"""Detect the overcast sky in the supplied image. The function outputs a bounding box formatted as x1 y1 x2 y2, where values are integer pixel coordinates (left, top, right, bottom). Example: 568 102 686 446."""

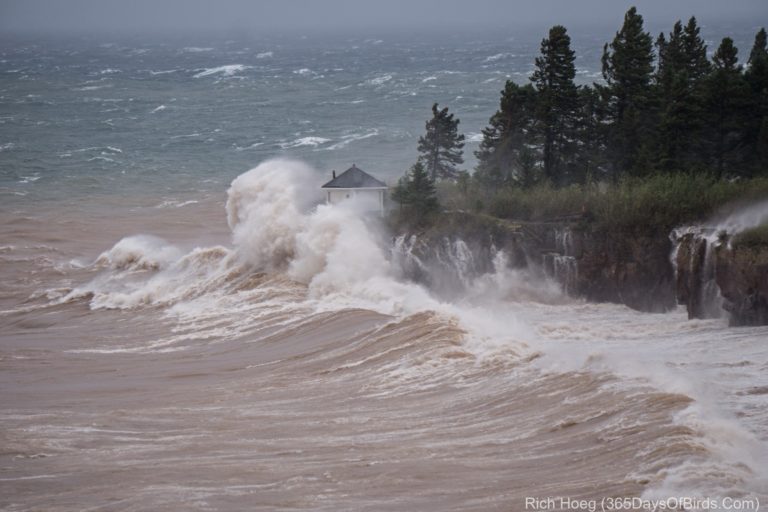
1 0 766 35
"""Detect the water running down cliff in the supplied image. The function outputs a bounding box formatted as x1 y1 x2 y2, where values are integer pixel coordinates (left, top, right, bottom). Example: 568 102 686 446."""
671 200 768 323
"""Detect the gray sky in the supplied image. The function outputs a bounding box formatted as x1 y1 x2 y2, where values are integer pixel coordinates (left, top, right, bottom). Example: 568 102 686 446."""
1 0 766 34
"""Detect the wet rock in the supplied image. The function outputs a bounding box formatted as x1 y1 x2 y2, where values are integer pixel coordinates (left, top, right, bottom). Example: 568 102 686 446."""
715 243 768 326
673 231 723 319
395 213 677 313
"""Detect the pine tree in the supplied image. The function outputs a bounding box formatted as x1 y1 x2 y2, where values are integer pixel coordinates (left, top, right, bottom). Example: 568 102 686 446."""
474 81 538 188
417 103 465 181
703 38 750 177
391 161 439 220
530 25 579 185
600 7 655 178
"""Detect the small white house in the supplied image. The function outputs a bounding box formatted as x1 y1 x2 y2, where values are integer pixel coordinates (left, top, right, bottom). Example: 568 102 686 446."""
321 164 387 214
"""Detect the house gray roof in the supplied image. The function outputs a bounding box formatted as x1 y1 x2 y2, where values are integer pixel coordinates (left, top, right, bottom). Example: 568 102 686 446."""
321 164 387 189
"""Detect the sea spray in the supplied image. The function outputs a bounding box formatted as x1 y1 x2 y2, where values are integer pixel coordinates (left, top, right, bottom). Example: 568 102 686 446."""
669 198 768 319
226 159 317 270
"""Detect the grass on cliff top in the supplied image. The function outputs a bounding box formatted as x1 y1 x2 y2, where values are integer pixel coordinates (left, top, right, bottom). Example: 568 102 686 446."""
437 174 768 232
732 223 768 249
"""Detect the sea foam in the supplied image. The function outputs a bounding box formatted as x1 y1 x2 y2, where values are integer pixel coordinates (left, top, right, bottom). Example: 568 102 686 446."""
193 65 248 78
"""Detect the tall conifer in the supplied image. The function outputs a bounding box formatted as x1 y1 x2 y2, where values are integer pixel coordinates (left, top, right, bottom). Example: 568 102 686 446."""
600 7 655 177
530 25 578 185
417 103 465 181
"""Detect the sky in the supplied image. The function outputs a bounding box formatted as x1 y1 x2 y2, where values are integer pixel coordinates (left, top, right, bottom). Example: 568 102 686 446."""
0 0 766 35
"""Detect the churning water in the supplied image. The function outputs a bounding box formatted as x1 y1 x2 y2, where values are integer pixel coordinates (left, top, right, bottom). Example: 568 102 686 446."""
1 31 767 510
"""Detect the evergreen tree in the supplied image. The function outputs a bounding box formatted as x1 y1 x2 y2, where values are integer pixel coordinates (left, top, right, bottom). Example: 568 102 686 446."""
682 17 711 82
391 161 439 220
573 86 609 183
417 103 465 181
530 25 579 185
746 28 768 175
474 81 538 188
703 38 750 177
749 28 767 65
600 6 655 178
656 17 710 172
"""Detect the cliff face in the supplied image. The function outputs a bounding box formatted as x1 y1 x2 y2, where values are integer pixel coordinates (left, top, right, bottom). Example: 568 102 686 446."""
394 213 676 313
715 244 768 326
573 228 677 312
395 213 768 324
672 230 724 319
671 228 768 326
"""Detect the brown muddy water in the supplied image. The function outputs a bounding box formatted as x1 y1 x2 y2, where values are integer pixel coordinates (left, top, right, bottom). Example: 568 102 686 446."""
1 161 767 511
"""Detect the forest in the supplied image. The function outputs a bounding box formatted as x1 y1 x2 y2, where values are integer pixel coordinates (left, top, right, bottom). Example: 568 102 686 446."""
393 7 768 231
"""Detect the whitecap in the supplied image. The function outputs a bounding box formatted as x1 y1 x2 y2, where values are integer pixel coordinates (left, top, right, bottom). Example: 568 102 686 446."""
193 65 248 78
149 69 181 75
151 105 167 113
256 51 273 59
324 129 379 151
183 47 213 53
421 76 437 83
278 137 331 149
73 85 112 91
484 52 516 63
293 68 315 76
234 142 264 151
362 74 393 86
155 199 200 209
0 142 15 152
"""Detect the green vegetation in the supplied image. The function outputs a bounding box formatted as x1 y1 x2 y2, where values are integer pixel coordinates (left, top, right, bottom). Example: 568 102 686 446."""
417 103 465 181
391 8 768 233
391 161 439 225
732 224 768 249
471 10 768 185
437 174 768 232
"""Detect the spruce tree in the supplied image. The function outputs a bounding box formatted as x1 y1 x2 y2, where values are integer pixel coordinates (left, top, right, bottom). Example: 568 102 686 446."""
530 25 579 185
600 7 655 178
573 86 609 183
391 161 439 220
682 17 711 82
746 28 768 175
656 17 710 172
417 103 465 181
749 28 767 66
474 81 538 188
703 38 750 177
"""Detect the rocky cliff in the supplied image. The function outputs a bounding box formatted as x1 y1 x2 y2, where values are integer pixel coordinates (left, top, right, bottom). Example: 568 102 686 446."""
672 226 768 326
715 241 768 326
394 211 768 325
393 212 676 313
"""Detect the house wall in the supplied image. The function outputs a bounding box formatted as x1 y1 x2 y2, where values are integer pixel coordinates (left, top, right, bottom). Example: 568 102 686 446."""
325 188 386 214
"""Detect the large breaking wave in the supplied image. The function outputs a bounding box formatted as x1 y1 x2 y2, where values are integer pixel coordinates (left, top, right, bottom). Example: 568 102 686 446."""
50 159 768 503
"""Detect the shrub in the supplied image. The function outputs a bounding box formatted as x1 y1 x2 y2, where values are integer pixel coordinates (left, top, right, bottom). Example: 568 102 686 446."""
732 224 768 249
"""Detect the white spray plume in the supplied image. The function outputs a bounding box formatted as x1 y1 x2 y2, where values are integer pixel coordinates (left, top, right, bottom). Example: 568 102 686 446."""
226 159 317 270
714 198 768 235
72 159 536 359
